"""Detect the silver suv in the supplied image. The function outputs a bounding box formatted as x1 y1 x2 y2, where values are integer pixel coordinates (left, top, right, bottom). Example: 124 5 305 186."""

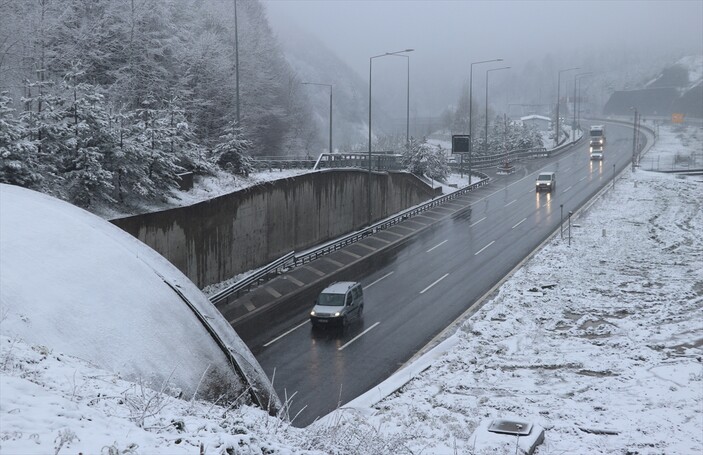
310 281 364 328
535 172 556 192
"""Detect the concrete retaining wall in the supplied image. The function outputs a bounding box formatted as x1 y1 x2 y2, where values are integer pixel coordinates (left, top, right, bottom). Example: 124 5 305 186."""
111 169 433 288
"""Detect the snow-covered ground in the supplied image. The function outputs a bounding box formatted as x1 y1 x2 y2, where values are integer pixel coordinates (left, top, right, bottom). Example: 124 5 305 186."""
97 168 313 219
1 123 701 454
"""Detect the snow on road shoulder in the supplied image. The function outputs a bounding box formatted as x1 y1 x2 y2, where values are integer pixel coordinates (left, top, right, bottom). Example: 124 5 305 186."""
321 135 703 453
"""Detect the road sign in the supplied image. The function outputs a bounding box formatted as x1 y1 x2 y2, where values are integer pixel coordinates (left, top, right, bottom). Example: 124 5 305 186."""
452 135 470 154
672 113 684 123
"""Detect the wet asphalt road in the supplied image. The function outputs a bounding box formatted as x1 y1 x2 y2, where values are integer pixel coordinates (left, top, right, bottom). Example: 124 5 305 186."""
252 124 636 427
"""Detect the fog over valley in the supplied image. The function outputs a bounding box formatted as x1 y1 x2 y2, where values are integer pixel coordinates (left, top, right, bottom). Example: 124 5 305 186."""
265 0 703 121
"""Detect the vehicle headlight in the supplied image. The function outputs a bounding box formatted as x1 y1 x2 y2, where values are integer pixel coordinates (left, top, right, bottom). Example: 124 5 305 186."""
310 310 316 316
334 312 341 317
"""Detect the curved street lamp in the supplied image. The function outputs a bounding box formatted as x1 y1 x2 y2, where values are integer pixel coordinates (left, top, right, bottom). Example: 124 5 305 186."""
368 48 414 225
485 66 510 154
468 58 502 183
571 71 593 136
386 53 412 152
302 82 333 154
575 72 593 130
555 67 580 146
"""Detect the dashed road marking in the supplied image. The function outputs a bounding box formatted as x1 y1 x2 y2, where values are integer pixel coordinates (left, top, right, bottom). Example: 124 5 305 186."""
356 242 377 252
470 216 487 227
263 320 309 347
325 257 344 267
305 265 325 277
512 218 527 229
265 286 282 298
338 322 381 351
420 273 449 294
364 272 394 289
340 250 361 259
286 275 304 287
427 240 448 252
475 240 495 256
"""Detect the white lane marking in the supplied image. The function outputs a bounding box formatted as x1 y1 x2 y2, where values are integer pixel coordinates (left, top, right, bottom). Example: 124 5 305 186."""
512 218 527 229
364 272 394 289
340 249 361 259
305 265 325 277
475 240 495 256
420 273 449 294
504 199 517 207
563 185 573 193
470 216 487 227
338 322 380 351
286 275 304 287
263 320 309 347
579 176 586 183
356 242 377 251
324 257 344 267
564 167 571 172
427 240 448 252
265 286 282 298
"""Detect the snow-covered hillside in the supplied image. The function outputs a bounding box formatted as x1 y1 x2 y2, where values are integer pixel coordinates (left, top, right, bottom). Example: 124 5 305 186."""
1 123 701 454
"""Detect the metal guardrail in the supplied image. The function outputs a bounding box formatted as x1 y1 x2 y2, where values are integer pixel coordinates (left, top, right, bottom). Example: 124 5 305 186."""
292 171 490 267
211 136 586 304
208 172 490 305
210 251 295 305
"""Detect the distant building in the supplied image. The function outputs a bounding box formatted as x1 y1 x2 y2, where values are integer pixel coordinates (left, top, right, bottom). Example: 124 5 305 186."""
520 114 551 131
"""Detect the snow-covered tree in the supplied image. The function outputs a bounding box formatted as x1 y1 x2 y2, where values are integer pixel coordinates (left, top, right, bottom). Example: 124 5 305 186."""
212 121 253 176
402 137 449 181
19 80 72 197
110 110 150 203
134 97 183 201
0 92 41 187
62 83 115 207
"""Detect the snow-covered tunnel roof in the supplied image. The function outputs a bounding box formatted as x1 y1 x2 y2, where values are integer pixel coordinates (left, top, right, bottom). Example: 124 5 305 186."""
0 183 279 413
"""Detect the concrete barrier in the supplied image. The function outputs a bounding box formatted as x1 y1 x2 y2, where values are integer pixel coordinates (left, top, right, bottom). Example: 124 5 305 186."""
111 169 434 288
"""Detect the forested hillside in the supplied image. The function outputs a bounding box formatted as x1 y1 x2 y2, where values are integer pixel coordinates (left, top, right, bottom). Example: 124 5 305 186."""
0 0 316 209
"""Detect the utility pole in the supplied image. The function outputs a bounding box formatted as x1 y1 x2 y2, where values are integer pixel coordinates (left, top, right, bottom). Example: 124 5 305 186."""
234 0 240 124
631 108 638 171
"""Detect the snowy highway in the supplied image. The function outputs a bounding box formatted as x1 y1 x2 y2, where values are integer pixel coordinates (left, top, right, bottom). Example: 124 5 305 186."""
251 123 640 426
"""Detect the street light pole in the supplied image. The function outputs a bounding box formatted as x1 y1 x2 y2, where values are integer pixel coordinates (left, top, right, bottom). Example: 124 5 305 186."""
387 53 412 151
302 82 333 154
555 67 579 147
631 107 638 171
485 66 510 155
575 72 592 131
233 0 240 124
368 48 414 225
469 58 502 184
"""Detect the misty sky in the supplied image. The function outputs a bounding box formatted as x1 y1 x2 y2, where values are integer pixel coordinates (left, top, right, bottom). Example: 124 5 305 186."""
264 1 701 73
263 0 702 115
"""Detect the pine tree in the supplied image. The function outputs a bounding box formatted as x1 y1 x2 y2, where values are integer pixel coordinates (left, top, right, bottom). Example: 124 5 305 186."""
0 92 41 187
19 80 71 197
110 110 150 203
62 82 115 207
212 121 253 176
402 137 449 181
134 97 183 200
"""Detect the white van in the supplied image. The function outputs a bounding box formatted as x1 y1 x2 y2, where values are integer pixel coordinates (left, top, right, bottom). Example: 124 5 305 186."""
535 172 556 192
310 281 364 328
